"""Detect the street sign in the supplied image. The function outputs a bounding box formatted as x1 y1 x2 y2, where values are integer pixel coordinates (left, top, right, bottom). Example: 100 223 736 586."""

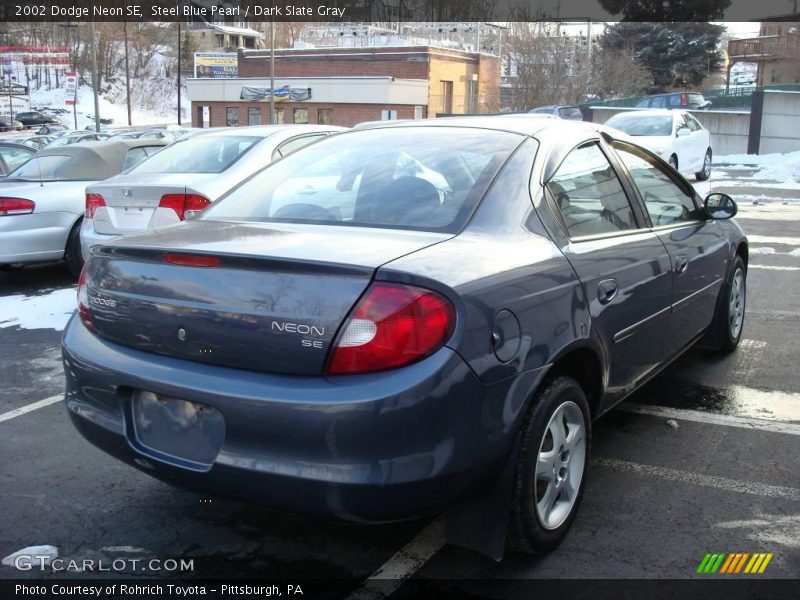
65 72 77 106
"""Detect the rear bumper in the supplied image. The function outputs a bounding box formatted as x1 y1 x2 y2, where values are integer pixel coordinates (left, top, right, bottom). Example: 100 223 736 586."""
62 316 544 522
80 219 118 261
0 212 75 264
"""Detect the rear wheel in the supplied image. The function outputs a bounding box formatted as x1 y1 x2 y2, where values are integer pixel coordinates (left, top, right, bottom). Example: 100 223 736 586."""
507 376 590 554
695 149 712 181
63 219 84 278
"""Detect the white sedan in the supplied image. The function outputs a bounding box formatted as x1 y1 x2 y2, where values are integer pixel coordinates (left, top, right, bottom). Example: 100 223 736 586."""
604 109 712 181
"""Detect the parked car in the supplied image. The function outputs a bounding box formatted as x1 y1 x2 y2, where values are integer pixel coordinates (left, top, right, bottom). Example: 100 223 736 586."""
528 105 584 120
36 123 69 136
0 143 36 175
732 73 756 86
81 124 345 259
110 129 180 142
635 92 712 110
0 117 24 132
44 132 112 149
14 111 61 127
0 139 169 275
16 135 56 151
604 109 713 180
63 117 747 558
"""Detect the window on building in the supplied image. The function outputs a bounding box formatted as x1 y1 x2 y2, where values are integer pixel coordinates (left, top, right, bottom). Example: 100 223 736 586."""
273 108 284 124
226 107 239 126
248 107 261 126
440 81 453 114
414 106 424 120
318 109 333 125
294 108 308 124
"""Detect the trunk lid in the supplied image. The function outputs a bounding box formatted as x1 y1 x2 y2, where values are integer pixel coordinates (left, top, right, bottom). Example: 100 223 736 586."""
88 173 217 234
84 220 451 375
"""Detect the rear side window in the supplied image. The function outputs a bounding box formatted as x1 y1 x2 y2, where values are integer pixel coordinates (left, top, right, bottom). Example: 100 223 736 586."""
0 146 33 171
122 146 163 171
547 143 637 238
128 135 260 174
203 127 522 233
272 134 327 160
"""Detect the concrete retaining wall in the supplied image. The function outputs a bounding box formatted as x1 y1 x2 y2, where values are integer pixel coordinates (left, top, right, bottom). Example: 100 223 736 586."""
760 91 800 154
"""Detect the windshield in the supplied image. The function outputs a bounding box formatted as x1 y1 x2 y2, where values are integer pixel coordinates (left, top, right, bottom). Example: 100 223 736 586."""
202 127 522 233
129 135 261 174
606 115 673 137
8 155 74 181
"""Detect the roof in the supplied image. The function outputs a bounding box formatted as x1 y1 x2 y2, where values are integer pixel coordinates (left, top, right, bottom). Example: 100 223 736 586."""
187 124 346 138
35 139 170 180
355 115 588 137
207 23 263 38
606 109 679 118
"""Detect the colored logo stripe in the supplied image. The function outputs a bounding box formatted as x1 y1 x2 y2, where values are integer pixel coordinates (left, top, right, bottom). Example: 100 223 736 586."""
700 552 773 574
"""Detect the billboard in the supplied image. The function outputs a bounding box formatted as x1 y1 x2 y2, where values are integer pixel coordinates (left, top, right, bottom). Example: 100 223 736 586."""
193 53 238 79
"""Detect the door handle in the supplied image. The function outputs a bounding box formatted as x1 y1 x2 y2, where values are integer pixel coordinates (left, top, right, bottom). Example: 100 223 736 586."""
675 254 689 275
597 279 618 305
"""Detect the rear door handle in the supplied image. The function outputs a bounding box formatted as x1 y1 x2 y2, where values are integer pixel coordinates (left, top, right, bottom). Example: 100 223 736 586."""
675 254 689 274
597 279 618 305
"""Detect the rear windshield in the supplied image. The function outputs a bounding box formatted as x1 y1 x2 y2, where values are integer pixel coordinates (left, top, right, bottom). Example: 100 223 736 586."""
558 107 583 119
129 135 261 174
606 115 672 137
8 155 74 181
202 127 522 233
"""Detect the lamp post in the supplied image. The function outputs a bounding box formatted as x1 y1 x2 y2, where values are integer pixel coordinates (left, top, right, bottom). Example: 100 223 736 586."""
270 17 275 123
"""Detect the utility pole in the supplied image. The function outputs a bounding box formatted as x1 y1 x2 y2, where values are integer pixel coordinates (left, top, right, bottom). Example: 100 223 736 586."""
90 20 100 132
177 21 182 125
124 14 131 126
270 17 275 123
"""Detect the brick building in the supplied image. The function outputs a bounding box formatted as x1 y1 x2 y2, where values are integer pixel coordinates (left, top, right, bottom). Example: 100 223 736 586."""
186 46 501 128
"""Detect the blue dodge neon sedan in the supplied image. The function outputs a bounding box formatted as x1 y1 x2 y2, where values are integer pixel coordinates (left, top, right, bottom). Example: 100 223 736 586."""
62 118 747 558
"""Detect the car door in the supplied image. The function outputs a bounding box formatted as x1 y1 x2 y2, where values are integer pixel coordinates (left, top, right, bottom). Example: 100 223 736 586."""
543 140 673 401
610 141 729 358
684 114 710 167
672 113 696 173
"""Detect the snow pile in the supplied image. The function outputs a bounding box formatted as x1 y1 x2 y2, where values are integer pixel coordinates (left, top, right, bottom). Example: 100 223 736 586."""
0 288 77 331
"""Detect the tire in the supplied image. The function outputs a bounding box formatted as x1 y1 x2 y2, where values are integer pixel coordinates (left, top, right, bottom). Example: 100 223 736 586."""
63 219 84 278
507 376 591 554
668 155 678 170
695 149 712 181
713 256 747 353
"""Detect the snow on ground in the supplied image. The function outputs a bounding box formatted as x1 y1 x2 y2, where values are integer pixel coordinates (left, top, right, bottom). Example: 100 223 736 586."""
0 288 77 331
713 150 800 190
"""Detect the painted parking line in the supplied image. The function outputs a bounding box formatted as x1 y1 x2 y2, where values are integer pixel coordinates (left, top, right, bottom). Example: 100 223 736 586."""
0 395 62 424
747 235 800 246
748 265 800 271
346 519 445 600
618 404 800 436
592 457 800 502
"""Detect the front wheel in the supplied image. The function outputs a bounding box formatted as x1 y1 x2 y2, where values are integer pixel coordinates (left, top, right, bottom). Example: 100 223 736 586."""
695 149 712 181
507 376 591 554
668 155 678 171
709 256 746 353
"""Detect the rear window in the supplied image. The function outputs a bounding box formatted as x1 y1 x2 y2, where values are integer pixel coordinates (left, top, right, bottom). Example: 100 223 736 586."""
8 155 74 181
558 107 583 119
128 135 260 174
202 127 522 233
606 115 673 137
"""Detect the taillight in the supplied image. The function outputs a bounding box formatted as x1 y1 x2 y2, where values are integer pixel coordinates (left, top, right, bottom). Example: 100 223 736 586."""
158 193 211 221
681 93 688 105
164 253 221 267
85 193 106 218
77 263 94 331
326 282 455 375
0 197 35 216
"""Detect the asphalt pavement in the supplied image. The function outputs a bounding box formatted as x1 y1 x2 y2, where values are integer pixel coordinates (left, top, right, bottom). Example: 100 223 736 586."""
1 167 798 594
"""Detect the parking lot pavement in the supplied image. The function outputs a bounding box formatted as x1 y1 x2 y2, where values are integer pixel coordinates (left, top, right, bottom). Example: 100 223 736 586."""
1 168 798 588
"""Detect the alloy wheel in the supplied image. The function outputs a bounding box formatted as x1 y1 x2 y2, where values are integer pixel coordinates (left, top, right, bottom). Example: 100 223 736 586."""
729 268 745 339
535 400 587 530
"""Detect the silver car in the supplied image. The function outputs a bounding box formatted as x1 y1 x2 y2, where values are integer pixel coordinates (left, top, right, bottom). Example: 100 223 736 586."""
81 125 345 260
0 139 168 275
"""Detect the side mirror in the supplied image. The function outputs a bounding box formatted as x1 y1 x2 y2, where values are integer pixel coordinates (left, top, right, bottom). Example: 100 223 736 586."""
676 128 691 138
704 193 737 220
